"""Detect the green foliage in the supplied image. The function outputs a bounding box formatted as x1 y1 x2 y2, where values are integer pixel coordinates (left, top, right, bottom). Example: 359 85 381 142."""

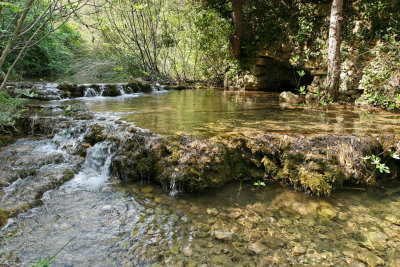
32 258 54 267
0 91 28 131
14 24 85 78
360 36 400 110
253 180 265 187
363 154 390 174
0 1 85 79
299 86 306 95
62 104 86 116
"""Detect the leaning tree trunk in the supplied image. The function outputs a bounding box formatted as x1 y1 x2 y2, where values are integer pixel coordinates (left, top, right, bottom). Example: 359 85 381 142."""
325 0 343 100
231 0 244 59
0 0 35 72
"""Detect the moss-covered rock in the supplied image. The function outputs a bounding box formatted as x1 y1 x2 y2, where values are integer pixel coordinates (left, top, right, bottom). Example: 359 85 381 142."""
111 131 391 196
103 84 121 97
127 80 152 93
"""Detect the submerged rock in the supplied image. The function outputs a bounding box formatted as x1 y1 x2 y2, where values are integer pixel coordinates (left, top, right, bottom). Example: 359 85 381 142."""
292 245 306 256
357 251 385 267
214 230 233 241
248 241 267 254
279 91 302 104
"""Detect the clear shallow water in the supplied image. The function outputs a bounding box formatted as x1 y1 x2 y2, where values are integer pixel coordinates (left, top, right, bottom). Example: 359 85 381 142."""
73 89 400 137
1 177 400 266
2 89 400 266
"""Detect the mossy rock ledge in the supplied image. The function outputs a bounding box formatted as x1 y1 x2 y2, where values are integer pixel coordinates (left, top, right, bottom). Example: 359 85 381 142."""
111 131 400 196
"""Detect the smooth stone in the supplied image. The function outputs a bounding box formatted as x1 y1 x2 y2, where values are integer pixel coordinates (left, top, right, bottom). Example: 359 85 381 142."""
248 242 266 254
214 230 233 241
385 215 400 225
182 246 193 257
318 206 338 220
362 231 388 251
141 186 154 193
293 245 306 256
357 251 384 267
207 208 219 216
210 254 231 265
169 245 180 255
264 236 286 248
279 91 301 104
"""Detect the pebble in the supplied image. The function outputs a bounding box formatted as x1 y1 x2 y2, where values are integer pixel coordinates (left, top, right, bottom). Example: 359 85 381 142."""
214 230 233 241
292 245 306 256
357 251 384 267
248 242 266 254
182 246 193 257
207 208 219 216
385 215 400 225
141 186 154 193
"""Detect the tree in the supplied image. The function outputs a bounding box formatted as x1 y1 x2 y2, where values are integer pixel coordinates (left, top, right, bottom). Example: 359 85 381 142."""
0 0 90 89
230 0 245 59
325 0 343 100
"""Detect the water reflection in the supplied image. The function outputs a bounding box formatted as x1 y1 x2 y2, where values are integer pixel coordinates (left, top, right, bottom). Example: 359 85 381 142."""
77 89 400 137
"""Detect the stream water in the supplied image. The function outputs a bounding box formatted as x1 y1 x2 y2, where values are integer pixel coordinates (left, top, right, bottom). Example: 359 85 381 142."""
1 88 400 266
80 89 400 136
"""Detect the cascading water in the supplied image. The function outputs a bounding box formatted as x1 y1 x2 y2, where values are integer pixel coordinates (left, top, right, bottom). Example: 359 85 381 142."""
84 87 99 97
66 141 114 190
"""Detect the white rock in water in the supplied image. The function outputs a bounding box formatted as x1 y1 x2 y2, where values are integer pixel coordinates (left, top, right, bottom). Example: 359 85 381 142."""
214 230 233 241
279 91 301 104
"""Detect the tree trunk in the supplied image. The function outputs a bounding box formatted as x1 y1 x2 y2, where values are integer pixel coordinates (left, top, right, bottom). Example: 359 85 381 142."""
0 0 35 71
325 0 343 100
231 0 244 59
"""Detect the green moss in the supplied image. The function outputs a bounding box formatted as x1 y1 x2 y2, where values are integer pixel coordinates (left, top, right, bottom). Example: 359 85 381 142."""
103 84 121 97
0 208 10 218
29 169 37 176
261 156 278 176
63 170 75 183
298 170 332 196
78 148 87 157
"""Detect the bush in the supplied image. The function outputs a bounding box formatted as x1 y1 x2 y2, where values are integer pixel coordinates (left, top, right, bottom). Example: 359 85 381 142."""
0 91 28 133
359 36 400 110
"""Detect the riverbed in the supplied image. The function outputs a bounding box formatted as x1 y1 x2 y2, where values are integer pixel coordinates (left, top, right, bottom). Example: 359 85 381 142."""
1 87 400 266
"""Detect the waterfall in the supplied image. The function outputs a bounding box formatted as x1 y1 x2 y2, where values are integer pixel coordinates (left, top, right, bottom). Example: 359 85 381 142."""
84 87 99 97
65 141 114 190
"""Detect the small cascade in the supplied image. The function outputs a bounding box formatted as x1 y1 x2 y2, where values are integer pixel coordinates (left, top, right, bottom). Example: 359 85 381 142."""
169 173 179 196
66 141 114 190
116 83 126 95
84 87 100 97
99 84 106 96
124 85 134 94
152 83 166 92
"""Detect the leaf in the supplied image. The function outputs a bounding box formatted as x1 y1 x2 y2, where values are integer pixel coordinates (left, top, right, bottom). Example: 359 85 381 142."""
391 152 400 160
